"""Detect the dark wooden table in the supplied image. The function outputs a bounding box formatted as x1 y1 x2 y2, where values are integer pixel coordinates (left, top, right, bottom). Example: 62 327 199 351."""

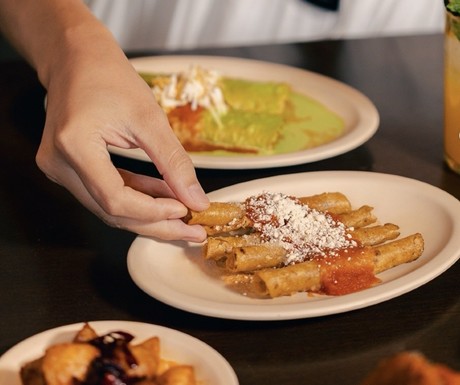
1 34 459 385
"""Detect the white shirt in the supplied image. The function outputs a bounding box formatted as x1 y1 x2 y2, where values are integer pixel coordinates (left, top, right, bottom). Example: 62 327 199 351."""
83 0 445 51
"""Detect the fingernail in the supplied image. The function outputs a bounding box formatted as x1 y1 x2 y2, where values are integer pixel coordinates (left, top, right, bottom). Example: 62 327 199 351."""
182 225 207 242
168 205 188 219
188 183 209 209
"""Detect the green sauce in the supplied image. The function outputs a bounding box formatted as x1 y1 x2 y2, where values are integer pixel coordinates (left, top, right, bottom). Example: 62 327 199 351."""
274 92 345 154
195 86 345 156
141 72 345 156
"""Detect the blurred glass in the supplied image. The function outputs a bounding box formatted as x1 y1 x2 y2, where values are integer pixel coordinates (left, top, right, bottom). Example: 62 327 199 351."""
444 1 460 174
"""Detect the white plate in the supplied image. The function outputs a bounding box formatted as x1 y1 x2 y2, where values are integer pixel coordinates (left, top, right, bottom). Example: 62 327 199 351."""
0 320 239 385
127 171 460 321
109 55 379 169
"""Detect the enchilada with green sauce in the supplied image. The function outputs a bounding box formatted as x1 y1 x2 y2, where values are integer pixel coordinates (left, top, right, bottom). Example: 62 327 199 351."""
141 68 345 156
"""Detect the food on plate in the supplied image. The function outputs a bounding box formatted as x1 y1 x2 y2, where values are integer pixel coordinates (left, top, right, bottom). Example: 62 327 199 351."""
20 323 197 385
359 351 460 385
184 191 424 298
140 66 345 155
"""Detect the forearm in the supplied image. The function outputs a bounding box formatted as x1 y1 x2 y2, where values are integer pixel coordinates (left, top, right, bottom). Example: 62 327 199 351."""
0 0 126 89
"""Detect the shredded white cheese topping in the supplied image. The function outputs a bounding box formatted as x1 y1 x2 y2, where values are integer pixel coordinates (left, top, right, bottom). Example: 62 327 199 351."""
151 65 228 122
245 191 357 264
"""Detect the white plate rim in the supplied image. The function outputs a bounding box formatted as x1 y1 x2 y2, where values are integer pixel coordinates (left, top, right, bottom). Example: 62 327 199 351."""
0 320 239 385
126 171 460 321
109 55 379 169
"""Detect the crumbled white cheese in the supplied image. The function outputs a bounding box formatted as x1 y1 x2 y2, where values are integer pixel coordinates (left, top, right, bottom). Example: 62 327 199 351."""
245 191 357 264
151 65 228 122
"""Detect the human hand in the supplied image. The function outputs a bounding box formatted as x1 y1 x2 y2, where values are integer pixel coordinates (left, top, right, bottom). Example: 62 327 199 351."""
36 51 209 242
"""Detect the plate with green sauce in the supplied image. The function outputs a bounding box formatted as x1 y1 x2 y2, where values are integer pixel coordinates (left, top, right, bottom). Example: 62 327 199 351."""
109 56 379 169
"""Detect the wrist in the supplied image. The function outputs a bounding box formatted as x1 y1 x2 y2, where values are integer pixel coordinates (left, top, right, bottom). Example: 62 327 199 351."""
40 20 126 89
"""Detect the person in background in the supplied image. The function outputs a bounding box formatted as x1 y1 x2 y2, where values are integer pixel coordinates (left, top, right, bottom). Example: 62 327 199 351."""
0 0 210 242
83 0 444 52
